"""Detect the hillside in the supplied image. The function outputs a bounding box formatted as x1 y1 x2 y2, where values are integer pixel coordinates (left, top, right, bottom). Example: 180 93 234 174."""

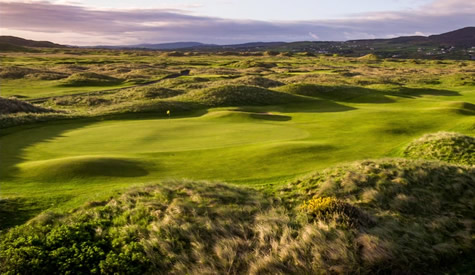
158 27 475 59
2 27 474 59
429 27 475 47
0 36 66 48
99 42 206 50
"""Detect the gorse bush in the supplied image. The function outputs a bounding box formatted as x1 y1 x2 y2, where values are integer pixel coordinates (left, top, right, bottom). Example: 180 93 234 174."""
1 215 150 274
404 132 475 165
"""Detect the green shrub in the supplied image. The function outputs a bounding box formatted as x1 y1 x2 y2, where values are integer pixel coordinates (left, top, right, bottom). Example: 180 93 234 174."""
1 221 150 274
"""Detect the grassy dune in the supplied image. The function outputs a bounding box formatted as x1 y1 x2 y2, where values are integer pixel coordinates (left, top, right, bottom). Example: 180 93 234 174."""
0 50 474 273
2 159 473 274
404 132 475 165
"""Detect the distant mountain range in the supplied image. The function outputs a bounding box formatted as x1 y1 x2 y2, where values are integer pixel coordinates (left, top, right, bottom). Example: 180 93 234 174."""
96 27 475 50
98 42 207 50
349 27 475 47
1 27 474 59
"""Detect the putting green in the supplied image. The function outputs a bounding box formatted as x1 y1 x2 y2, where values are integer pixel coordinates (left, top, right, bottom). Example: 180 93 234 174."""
20 117 308 159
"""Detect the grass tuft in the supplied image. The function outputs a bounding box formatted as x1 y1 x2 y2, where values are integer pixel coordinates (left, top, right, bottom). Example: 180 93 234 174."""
403 132 475 165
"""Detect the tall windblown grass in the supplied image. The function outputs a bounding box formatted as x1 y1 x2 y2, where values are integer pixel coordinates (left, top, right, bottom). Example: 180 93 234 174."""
403 132 475 165
2 159 474 274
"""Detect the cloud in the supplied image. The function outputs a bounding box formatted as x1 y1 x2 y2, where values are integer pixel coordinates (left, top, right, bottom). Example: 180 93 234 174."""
0 0 474 45
308 32 319 40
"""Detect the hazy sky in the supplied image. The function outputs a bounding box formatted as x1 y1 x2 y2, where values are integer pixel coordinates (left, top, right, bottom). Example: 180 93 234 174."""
0 0 473 45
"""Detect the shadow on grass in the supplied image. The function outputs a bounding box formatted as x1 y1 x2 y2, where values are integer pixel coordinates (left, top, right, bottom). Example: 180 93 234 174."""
388 87 460 98
237 100 356 114
0 195 73 231
277 84 461 104
0 121 96 180
250 113 292 121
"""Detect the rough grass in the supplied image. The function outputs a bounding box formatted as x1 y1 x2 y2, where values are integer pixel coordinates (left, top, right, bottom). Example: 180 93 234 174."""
277 83 390 103
0 66 38 79
358 54 380 61
27 72 68 81
116 85 185 100
0 112 73 129
230 60 277 69
60 72 122 86
403 132 475 165
228 75 284 88
282 158 475 272
0 66 68 80
0 96 54 115
277 83 337 97
181 85 304 107
2 159 474 274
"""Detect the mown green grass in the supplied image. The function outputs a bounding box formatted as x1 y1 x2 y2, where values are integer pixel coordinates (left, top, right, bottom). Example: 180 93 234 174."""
1 78 134 99
1 85 473 222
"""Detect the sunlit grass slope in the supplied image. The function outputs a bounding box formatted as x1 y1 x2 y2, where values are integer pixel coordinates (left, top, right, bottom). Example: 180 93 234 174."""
1 86 473 228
